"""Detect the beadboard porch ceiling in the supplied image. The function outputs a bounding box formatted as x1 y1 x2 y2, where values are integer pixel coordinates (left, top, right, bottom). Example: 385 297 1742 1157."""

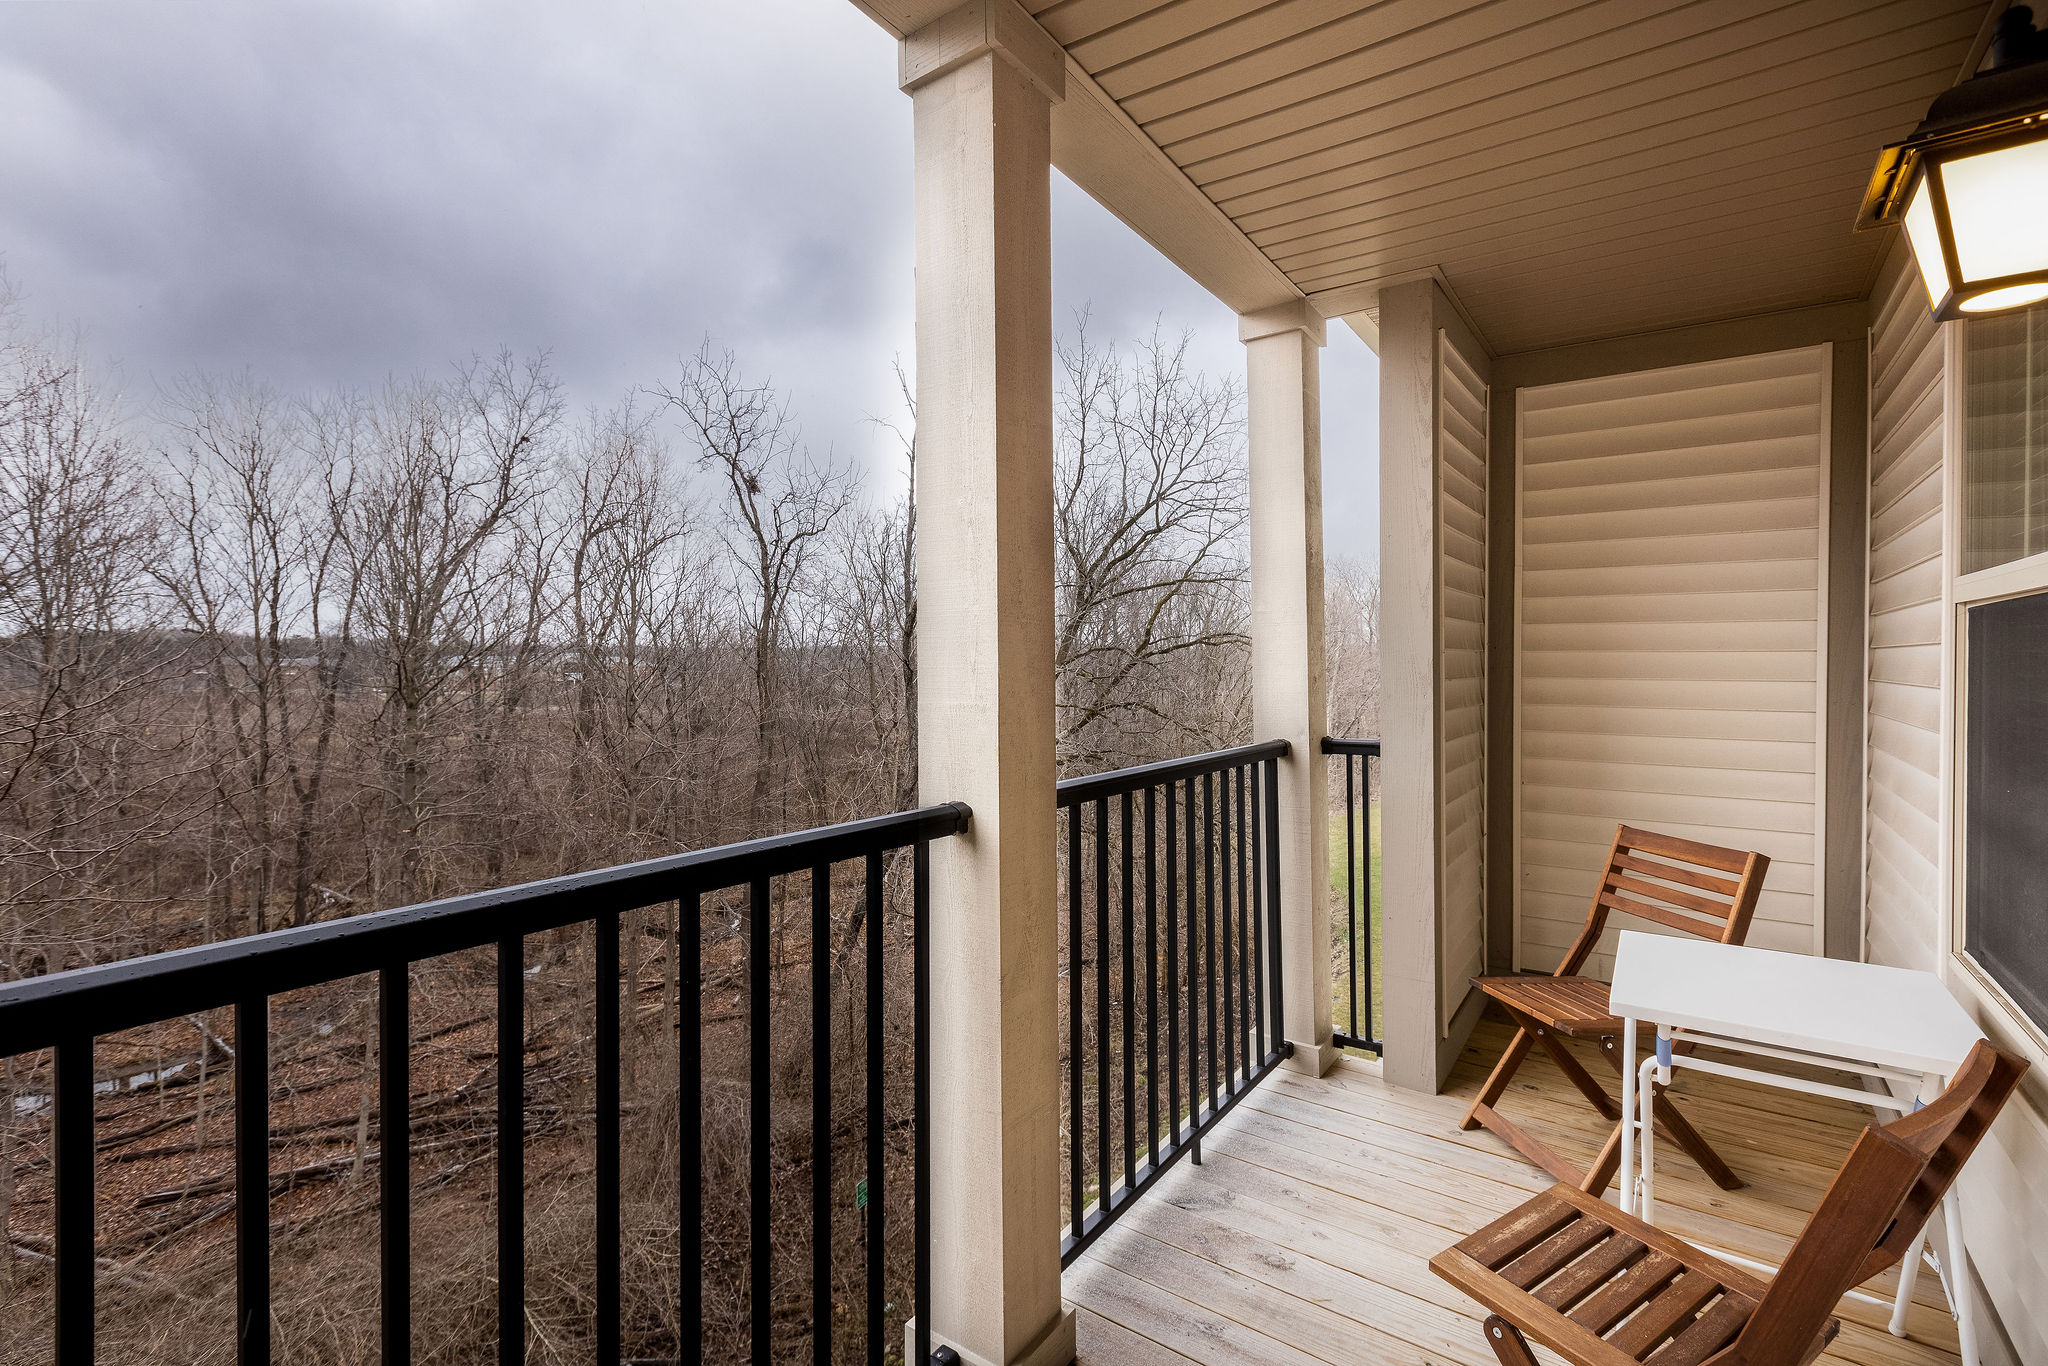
861 0 1995 355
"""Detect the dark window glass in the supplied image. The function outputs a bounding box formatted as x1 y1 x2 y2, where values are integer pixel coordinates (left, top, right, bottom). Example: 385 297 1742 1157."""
1965 591 2048 1029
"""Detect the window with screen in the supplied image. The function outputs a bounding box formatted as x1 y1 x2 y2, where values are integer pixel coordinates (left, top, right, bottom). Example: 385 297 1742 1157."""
1962 304 2048 574
1964 592 2048 1031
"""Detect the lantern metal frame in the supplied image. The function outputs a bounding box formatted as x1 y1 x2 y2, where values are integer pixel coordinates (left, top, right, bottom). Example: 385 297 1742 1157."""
1857 7 2048 321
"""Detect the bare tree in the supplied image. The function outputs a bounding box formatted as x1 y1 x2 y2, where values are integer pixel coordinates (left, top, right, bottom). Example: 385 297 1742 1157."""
155 372 323 936
658 342 855 829
0 332 176 965
1325 553 1381 741
1053 321 1248 770
347 352 560 899
838 362 918 816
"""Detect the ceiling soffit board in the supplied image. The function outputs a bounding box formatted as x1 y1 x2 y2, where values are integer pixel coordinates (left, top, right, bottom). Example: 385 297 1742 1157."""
1052 57 1306 315
858 1 1990 356
851 0 1307 317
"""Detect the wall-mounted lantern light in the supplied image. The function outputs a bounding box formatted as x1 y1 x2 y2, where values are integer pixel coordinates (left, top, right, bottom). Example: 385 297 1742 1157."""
1857 6 2048 320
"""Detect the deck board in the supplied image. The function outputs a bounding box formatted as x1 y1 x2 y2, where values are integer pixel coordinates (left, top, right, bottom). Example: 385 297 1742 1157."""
1065 1019 1964 1366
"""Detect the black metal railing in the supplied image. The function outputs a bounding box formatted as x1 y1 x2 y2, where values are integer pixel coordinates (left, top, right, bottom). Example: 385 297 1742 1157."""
1055 740 1289 1266
0 803 969 1366
1323 737 1382 1055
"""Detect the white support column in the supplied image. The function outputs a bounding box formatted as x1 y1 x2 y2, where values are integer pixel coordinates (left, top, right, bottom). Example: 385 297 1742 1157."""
1243 302 1335 1078
902 4 1074 1366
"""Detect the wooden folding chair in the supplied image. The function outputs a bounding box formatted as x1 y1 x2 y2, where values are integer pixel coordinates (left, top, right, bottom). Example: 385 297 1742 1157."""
1431 1039 2028 1366
1464 825 1770 1195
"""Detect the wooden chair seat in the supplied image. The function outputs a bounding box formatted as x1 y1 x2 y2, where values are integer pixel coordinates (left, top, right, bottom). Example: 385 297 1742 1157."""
1431 1184 1833 1366
1473 975 1621 1034
1435 1040 2028 1366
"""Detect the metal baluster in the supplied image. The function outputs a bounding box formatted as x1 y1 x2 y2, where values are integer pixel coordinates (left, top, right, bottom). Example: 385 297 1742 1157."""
1345 752 1358 1040
1094 797 1111 1211
682 891 703 1362
53 1031 93 1366
1202 770 1218 1114
596 915 621 1366
1143 785 1159 1172
380 964 412 1366
865 854 885 1366
1228 770 1245 1089
1250 765 1265 1066
750 877 771 1366
913 840 932 1366
1067 804 1083 1237
1184 778 1203 1165
1163 782 1181 1154
1119 791 1135 1193
236 996 270 1366
1364 753 1376 1048
498 937 525 1366
1265 758 1286 1056
812 865 833 1366
1219 766 1236 1095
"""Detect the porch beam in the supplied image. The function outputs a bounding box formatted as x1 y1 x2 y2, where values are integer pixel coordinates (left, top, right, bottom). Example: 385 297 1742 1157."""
856 0 1304 317
1243 300 1336 1077
903 4 1075 1364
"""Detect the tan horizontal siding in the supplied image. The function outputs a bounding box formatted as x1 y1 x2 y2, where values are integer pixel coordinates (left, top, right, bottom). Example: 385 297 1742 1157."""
1518 348 1826 973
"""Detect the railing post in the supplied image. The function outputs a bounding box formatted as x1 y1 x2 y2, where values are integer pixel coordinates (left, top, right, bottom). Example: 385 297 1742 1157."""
235 996 271 1366
903 3 1074 1363
1243 301 1336 1076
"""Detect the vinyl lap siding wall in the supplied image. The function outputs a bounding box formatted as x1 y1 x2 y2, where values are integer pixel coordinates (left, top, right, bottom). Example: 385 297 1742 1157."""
1864 242 1946 974
1516 348 1828 976
1438 331 1487 1033
1863 243 2048 1366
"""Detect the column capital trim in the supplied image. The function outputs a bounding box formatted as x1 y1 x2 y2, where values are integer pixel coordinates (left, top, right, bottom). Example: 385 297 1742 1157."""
901 0 1065 102
1238 300 1326 347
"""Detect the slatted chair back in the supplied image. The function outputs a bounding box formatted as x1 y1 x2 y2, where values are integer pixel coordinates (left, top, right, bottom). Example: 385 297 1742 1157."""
1554 826 1770 978
1724 1041 2028 1366
1858 1040 2029 1283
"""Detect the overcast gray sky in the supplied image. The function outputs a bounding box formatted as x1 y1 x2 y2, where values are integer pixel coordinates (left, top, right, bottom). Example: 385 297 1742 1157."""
0 0 1378 562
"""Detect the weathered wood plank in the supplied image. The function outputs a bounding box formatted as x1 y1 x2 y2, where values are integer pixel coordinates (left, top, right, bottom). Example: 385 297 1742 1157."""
1065 1024 1965 1366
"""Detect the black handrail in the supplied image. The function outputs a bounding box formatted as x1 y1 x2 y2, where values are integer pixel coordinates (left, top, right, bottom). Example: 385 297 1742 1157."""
1054 738 1290 807
1322 737 1382 1055
0 802 969 1366
0 804 968 1051
1055 740 1290 1267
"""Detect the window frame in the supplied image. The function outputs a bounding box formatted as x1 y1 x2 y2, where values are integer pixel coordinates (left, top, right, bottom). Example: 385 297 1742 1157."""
1944 316 2048 1059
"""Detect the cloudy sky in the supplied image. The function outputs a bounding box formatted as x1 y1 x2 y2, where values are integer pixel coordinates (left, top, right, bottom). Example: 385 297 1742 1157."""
0 0 1378 561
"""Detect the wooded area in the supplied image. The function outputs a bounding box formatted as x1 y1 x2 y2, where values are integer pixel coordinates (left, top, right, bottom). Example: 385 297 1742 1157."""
0 274 1379 1362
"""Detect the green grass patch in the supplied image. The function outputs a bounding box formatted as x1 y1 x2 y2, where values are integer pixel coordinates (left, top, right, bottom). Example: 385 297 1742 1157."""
1329 797 1383 1050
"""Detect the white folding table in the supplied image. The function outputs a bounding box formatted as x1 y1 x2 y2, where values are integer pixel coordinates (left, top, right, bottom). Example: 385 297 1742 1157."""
1607 931 1986 1365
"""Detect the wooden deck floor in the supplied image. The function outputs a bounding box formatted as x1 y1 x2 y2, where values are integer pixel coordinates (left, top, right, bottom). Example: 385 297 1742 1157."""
1064 1018 1967 1366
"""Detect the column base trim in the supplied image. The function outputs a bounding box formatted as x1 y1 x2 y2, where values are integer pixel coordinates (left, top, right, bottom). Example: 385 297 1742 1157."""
908 1307 1076 1366
1284 1038 1338 1077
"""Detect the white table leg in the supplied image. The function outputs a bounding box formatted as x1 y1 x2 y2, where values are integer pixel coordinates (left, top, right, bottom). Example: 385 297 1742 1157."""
1638 1056 1660 1225
1619 1016 1638 1215
1944 1186 1978 1366
1890 1226 1928 1337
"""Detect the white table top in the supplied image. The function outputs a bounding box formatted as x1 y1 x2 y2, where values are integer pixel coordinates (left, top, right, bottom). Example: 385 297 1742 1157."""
1607 931 1983 1076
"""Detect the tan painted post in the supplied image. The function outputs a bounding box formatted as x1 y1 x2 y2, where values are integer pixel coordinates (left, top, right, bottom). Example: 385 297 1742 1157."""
901 4 1074 1365
1376 278 1444 1094
1242 303 1336 1077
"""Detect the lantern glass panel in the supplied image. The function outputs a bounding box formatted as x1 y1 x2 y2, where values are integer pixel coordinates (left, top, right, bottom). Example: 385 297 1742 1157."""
1903 173 1951 309
1940 138 2048 290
